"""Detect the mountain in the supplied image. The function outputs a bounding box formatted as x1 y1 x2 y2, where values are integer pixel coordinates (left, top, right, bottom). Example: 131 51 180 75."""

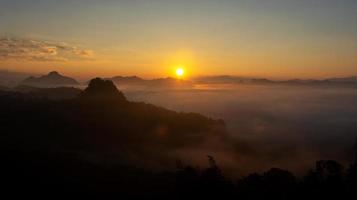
148 77 192 87
0 70 36 87
2 78 357 198
21 71 79 87
81 78 127 102
14 85 82 100
279 77 357 86
194 75 357 86
0 78 226 196
1 77 226 171
109 76 193 89
194 75 273 84
326 76 357 83
111 76 145 85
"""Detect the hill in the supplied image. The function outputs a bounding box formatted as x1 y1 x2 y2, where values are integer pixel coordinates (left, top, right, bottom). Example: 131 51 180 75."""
326 76 357 83
13 85 82 100
21 71 79 87
110 76 193 89
0 70 36 87
111 75 145 84
194 75 273 84
1 78 226 169
194 75 357 86
2 78 357 198
0 78 228 197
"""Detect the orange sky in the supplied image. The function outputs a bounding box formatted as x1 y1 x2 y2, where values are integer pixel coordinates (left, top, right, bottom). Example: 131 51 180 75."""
1 0 357 80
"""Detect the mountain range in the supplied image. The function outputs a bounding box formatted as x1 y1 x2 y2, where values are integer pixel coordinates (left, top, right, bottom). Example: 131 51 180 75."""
0 77 227 196
109 76 193 89
194 75 357 86
21 71 79 87
1 70 357 88
0 70 36 87
1 76 357 198
0 77 225 172
13 85 82 100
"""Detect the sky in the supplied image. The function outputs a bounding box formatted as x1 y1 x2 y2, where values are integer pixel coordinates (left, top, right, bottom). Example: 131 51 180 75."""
0 0 357 79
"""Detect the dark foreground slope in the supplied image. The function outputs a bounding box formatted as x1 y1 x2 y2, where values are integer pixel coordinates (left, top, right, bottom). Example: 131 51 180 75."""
0 78 227 197
1 78 357 199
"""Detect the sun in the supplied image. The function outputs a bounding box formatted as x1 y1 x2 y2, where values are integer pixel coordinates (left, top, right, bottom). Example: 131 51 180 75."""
176 68 185 77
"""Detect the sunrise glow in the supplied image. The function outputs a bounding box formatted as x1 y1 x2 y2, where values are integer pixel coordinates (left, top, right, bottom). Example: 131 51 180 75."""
176 68 185 77
2 1 357 197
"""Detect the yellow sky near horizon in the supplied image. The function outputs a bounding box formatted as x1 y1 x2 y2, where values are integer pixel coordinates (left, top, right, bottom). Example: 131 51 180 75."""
1 44 356 81
1 1 357 80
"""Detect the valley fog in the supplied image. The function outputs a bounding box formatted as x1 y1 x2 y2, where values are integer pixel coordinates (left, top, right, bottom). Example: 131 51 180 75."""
121 84 357 175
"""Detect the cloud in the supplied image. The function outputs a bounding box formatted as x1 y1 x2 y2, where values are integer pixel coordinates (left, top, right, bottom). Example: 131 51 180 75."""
0 37 94 62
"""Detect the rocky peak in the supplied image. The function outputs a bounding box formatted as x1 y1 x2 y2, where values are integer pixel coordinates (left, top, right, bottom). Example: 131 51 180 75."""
81 78 127 102
48 71 60 76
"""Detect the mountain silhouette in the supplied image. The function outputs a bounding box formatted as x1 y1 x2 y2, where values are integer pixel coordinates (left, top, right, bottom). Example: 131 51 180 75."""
1 78 226 169
14 85 82 100
111 76 144 84
194 75 357 86
0 70 35 87
21 71 79 87
326 76 357 83
2 78 357 198
194 75 273 84
109 76 193 89
81 78 127 102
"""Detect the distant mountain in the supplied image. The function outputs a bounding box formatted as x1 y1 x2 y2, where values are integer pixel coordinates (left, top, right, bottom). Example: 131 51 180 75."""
0 70 36 87
14 85 82 100
109 76 193 89
326 76 357 83
21 71 79 87
279 77 357 86
194 75 357 86
111 76 145 84
148 77 192 87
194 75 273 84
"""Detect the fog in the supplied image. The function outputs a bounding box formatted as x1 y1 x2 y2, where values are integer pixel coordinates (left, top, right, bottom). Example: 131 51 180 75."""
120 84 357 175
